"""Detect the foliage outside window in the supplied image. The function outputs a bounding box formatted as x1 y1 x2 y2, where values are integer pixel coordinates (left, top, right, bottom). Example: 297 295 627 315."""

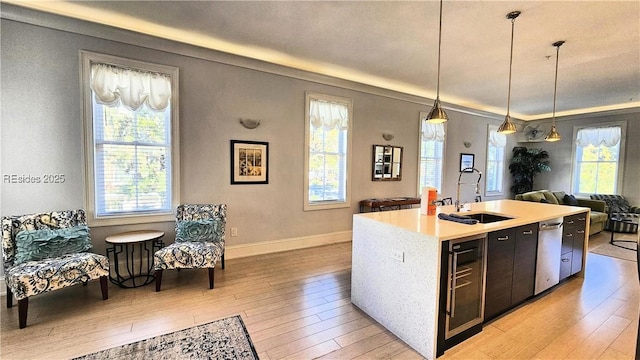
571 124 624 196
304 92 352 211
418 114 445 194
81 51 179 225
485 125 506 195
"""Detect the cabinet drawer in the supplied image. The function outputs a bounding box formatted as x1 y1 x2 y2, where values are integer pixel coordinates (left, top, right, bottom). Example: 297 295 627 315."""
561 229 575 254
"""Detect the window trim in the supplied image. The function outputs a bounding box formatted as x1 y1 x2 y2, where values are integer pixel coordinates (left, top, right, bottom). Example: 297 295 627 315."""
417 111 447 195
303 92 353 211
570 120 626 197
484 124 506 197
80 50 180 226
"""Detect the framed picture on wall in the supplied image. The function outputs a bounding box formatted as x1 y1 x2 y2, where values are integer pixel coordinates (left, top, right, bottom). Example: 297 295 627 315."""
460 153 475 172
230 140 269 184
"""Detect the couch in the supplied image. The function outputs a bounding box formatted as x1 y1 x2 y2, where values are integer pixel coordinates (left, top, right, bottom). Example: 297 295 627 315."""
514 190 608 235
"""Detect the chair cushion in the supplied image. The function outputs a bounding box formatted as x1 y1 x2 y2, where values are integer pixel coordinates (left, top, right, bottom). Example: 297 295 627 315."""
6 252 109 300
154 241 223 270
590 194 631 213
14 225 92 265
521 191 546 203
564 194 579 206
175 220 223 243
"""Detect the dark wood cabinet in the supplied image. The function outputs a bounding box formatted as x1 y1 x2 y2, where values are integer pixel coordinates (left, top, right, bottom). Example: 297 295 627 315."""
560 212 587 280
485 228 515 320
485 223 538 321
511 224 539 305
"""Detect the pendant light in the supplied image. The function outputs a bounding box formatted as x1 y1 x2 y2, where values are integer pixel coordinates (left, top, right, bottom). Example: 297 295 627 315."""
426 0 448 123
497 11 521 134
545 41 565 142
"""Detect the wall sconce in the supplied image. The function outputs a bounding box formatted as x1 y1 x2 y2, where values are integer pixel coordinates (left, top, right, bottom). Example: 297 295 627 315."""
239 118 260 129
382 133 394 141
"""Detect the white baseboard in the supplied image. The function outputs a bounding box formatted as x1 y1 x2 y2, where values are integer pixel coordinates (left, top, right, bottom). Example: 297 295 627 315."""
225 230 352 259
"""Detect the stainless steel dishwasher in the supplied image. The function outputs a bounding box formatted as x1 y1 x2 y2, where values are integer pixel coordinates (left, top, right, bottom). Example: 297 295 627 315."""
535 217 563 295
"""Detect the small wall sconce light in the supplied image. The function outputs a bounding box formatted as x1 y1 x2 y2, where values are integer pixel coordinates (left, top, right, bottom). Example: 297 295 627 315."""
463 141 472 148
239 118 260 129
382 133 394 141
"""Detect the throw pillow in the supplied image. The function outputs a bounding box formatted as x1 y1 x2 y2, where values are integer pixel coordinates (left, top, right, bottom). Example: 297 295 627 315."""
14 225 93 265
564 194 579 206
176 220 222 243
522 192 545 203
540 199 549 203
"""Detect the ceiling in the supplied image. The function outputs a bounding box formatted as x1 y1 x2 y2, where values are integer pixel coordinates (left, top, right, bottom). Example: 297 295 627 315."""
7 1 640 120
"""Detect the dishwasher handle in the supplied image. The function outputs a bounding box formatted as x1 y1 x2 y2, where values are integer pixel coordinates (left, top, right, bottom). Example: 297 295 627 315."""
539 222 563 230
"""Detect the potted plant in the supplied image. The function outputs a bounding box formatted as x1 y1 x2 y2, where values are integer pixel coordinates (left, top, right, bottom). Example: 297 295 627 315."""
509 147 551 196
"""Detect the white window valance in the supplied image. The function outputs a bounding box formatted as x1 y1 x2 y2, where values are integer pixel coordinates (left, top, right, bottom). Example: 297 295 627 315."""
488 129 507 147
90 63 172 111
309 99 349 130
576 126 621 147
421 121 445 141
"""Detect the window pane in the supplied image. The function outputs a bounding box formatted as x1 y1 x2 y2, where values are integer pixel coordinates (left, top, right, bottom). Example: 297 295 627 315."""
573 125 622 195
419 139 444 193
305 94 350 208
94 101 172 216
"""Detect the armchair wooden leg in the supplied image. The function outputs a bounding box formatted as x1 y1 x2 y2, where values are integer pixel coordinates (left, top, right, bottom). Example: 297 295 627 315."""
155 270 163 292
7 287 13 308
18 298 28 329
221 253 225 270
100 276 108 300
208 268 214 289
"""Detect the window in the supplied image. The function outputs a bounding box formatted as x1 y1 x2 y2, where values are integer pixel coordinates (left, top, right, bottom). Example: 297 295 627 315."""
304 92 352 211
485 124 506 195
571 123 625 196
81 51 179 225
418 113 446 194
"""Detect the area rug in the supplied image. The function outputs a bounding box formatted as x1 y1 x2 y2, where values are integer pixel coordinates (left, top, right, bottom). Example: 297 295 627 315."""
590 239 637 262
73 315 259 360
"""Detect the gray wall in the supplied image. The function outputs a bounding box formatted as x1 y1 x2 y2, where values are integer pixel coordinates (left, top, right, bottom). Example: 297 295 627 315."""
4 8 635 260
1 14 509 257
532 111 640 204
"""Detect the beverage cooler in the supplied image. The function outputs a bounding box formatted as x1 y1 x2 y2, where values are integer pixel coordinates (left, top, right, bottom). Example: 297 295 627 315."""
438 233 487 355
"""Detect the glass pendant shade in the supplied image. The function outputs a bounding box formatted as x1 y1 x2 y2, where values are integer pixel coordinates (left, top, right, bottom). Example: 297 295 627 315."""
546 124 562 142
497 115 517 134
426 99 448 123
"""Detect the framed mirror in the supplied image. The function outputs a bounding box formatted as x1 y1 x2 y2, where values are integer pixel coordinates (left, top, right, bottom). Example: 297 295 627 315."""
372 145 403 181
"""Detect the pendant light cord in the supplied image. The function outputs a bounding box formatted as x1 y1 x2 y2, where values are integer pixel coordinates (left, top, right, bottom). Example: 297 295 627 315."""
506 16 516 117
552 44 560 123
435 0 443 101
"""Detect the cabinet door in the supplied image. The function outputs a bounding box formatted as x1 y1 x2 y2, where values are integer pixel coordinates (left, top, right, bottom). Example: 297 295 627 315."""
570 213 587 275
511 224 538 305
485 228 516 320
560 252 572 280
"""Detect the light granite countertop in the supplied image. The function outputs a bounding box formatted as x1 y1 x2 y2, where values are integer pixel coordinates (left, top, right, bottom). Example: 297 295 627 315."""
354 199 591 241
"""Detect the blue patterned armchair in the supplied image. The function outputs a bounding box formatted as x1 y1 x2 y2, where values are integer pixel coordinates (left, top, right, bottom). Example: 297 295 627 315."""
153 204 226 291
590 194 639 233
1 209 109 328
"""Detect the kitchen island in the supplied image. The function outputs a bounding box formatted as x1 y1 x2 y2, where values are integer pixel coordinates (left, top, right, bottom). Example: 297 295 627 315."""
351 199 590 359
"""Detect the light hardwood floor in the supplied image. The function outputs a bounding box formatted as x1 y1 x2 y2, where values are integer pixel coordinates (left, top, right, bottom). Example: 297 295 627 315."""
1 234 638 359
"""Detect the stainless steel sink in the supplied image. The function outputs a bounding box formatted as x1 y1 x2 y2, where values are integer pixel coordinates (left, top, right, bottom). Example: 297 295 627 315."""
463 212 513 224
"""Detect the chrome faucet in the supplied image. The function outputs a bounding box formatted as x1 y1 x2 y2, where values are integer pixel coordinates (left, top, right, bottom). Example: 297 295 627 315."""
456 167 482 212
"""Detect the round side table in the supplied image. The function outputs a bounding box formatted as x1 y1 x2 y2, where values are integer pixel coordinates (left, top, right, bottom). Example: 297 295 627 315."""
105 230 165 288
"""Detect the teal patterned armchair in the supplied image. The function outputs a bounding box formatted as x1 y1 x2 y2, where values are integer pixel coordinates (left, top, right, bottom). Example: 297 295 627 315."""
2 209 109 328
153 204 226 291
590 194 639 233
